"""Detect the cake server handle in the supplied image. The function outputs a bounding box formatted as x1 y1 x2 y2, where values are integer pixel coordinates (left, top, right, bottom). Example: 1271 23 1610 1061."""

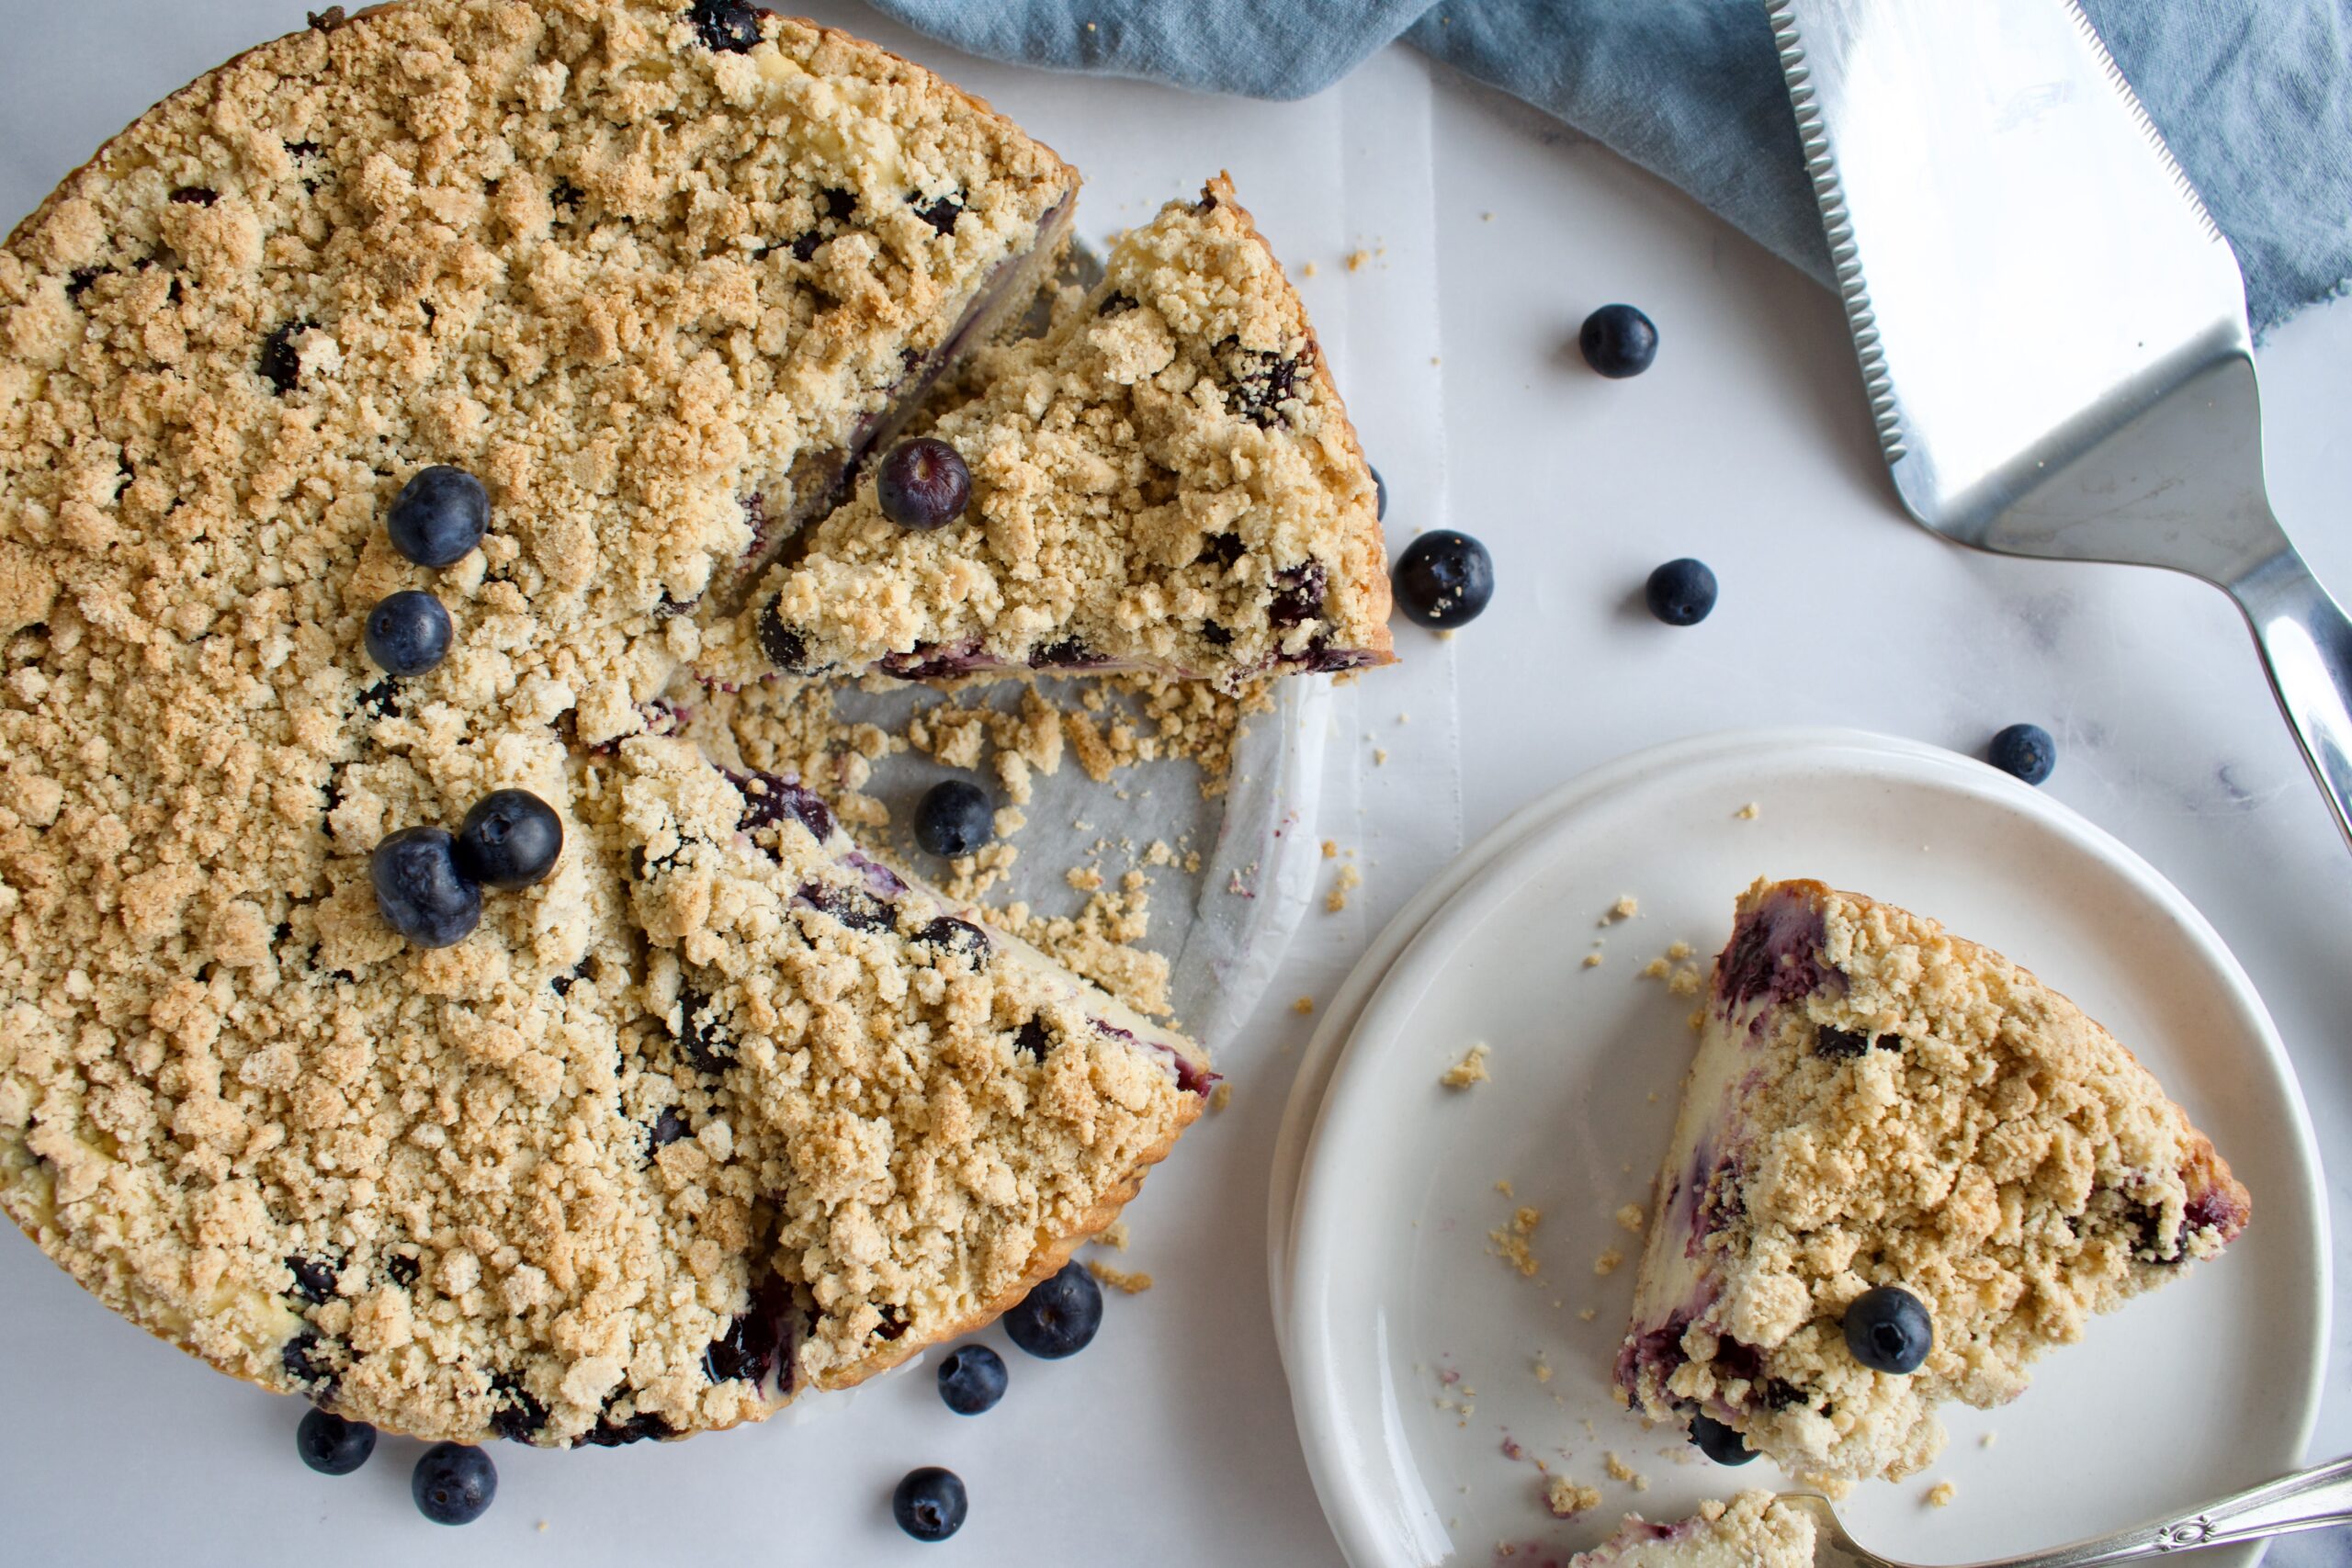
1944 1450 2352 1565
2231 546 2352 855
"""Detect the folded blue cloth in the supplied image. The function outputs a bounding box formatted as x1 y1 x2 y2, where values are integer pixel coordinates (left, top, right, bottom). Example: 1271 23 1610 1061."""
866 0 2352 333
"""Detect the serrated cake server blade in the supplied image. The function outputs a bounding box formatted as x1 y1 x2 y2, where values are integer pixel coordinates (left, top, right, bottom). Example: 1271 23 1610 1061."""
1767 0 2352 851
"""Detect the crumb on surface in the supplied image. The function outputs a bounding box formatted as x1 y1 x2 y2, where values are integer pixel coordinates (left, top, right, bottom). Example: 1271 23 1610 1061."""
1533 1355 1553 1383
1577 1306 1597 1322
1667 964 1702 997
1093 1223 1130 1252
1666 941 1691 961
1301 259 1318 276
1736 802 1761 820
1209 1081 1233 1113
1980 1431 1997 1449
1442 1043 1490 1089
1346 248 1372 272
1593 1247 1623 1276
1292 995 1315 1015
1321 838 1339 858
1086 1260 1154 1294
1543 1476 1602 1519
1640 957 1670 980
1326 862 1363 913
1495 1179 1514 1196
1604 1451 1647 1491
1582 953 1603 969
1372 747 1388 766
1615 1203 1646 1235
1488 1206 1542 1278
1602 895 1639 925
1926 1480 1958 1508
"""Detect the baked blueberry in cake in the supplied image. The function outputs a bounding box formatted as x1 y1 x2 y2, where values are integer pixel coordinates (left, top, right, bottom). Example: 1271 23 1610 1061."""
0 0 1235 1447
1568 1492 1815 1568
714 175 1395 690
1616 880 2249 1485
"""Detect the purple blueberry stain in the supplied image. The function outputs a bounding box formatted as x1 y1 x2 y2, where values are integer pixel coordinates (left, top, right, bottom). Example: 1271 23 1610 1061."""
1713 888 1841 1015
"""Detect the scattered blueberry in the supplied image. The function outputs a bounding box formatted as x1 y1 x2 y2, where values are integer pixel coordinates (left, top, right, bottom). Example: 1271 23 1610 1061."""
363 590 452 677
935 1344 1008 1415
386 466 490 568
913 779 994 858
1843 1284 1933 1374
296 1408 377 1475
1644 558 1718 626
1988 723 2055 785
412 1442 497 1526
876 438 971 532
892 1466 968 1542
1001 1260 1102 1359
1689 1413 1756 1465
371 826 482 949
1392 530 1493 629
455 789 563 890
1579 303 1658 378
1370 465 1387 521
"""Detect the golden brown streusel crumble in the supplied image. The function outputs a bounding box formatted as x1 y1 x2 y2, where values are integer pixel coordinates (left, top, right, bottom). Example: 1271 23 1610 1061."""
708 175 1393 689
0 0 1238 1449
1617 880 2248 1486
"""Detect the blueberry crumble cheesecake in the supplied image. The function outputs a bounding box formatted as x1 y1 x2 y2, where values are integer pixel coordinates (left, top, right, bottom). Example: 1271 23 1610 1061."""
1616 880 2248 1485
712 175 1396 690
0 0 1258 1447
1567 1492 1816 1568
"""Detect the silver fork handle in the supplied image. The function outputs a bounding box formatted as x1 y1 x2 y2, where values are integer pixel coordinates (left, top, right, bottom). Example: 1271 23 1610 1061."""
2230 546 2352 853
1968 1452 2352 1565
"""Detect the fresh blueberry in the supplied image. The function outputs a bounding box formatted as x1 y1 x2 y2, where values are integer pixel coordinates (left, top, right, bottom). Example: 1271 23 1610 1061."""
412 1442 496 1525
455 789 563 890
1989 723 2055 785
914 779 994 858
1370 465 1387 521
687 0 763 53
364 590 452 677
1645 558 1717 626
1843 1284 1933 1374
1689 1413 1756 1465
935 1344 1008 1415
1392 530 1493 629
876 438 971 532
892 1466 968 1542
371 826 482 948
386 466 489 568
1579 303 1658 378
296 1408 377 1475
1001 1260 1102 1359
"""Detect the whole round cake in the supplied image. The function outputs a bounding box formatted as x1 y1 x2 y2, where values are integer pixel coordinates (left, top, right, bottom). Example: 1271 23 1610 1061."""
0 0 1301 1446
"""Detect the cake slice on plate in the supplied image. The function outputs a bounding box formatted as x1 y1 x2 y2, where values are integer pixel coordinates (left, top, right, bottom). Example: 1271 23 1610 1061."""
1568 1492 1815 1568
722 174 1394 691
616 738 1214 1397
1616 879 2248 1486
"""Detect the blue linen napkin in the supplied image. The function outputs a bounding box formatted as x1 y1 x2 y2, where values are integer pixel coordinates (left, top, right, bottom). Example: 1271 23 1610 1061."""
866 0 2352 333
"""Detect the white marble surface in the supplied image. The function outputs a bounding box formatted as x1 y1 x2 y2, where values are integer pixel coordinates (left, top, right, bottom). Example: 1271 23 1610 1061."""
2 4 2348 1562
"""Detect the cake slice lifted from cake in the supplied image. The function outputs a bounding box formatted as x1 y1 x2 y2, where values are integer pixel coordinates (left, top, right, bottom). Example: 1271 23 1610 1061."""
1617 880 2248 1486
616 738 1213 1400
721 175 1394 691
1569 1492 1816 1568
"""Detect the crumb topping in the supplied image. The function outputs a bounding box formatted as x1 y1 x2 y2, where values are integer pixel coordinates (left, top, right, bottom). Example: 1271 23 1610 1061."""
1618 880 2249 1485
0 0 1227 1449
716 175 1393 689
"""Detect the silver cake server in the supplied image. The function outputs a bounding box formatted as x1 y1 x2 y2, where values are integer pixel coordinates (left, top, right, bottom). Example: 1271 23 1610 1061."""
1768 0 2352 848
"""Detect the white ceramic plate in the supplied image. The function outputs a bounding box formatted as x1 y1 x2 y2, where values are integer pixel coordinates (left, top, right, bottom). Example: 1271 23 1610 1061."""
1280 728 2328 1568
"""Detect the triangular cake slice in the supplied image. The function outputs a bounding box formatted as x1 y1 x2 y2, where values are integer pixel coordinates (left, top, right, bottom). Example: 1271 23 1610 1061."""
616 738 1212 1401
1616 880 2248 1486
1568 1493 1817 1568
716 175 1394 690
